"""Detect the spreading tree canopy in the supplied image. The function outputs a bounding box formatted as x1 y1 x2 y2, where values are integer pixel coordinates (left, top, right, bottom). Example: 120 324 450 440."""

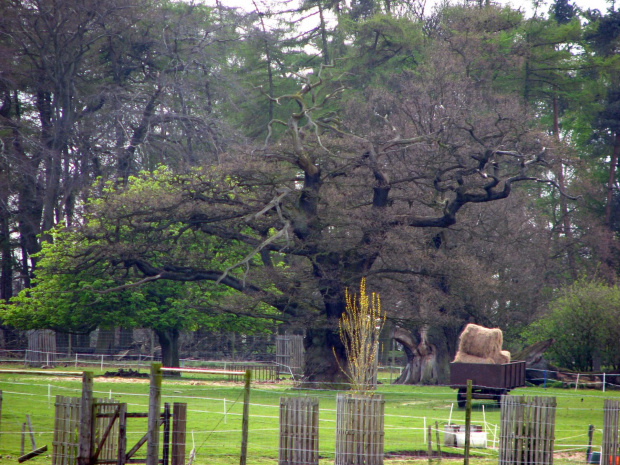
28 43 569 382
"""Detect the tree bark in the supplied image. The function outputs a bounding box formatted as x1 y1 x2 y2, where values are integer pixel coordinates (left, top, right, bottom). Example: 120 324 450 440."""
303 327 348 386
0 91 13 301
552 96 577 279
391 326 453 385
302 283 350 386
0 185 11 301
606 132 620 225
155 328 181 375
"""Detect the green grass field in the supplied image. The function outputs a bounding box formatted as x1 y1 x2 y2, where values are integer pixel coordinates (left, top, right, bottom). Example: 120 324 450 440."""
0 365 613 465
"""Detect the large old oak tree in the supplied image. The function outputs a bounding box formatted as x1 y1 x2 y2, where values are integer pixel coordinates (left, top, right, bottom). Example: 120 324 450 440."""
56 41 568 383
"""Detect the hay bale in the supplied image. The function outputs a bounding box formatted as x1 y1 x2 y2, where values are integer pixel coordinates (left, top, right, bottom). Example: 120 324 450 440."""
457 323 503 360
498 350 511 364
452 353 495 364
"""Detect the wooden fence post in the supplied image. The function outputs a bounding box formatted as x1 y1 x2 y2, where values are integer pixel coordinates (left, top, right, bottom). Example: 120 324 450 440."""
427 425 433 464
435 421 442 460
146 363 162 465
117 403 127 465
171 403 187 465
162 403 171 465
26 415 35 450
0 390 3 445
603 399 620 465
78 371 94 465
240 370 251 465
464 380 472 465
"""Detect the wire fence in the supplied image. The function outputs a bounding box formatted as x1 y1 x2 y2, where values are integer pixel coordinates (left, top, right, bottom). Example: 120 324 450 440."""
6 347 620 393
0 367 617 465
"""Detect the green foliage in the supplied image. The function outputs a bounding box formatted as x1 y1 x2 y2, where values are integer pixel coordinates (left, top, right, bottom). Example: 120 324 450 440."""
525 279 620 371
1 229 136 333
0 168 279 339
336 13 425 88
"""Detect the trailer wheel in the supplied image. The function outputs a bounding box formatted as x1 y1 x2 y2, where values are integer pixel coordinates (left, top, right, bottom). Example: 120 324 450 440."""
457 388 467 408
494 389 507 406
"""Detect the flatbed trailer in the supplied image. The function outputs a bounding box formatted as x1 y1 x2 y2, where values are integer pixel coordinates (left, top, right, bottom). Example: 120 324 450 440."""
449 361 526 407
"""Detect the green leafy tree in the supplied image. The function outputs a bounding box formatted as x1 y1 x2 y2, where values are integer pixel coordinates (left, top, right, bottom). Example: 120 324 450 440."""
519 11 584 279
0 0 247 296
526 279 620 371
0 170 280 367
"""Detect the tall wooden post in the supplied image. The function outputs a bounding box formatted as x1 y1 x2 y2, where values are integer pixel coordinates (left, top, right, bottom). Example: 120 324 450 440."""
427 425 433 464
171 403 187 465
464 380 472 465
78 371 94 465
0 390 3 446
147 363 162 465
26 415 35 449
435 421 442 460
240 370 251 465
117 403 127 465
162 403 171 465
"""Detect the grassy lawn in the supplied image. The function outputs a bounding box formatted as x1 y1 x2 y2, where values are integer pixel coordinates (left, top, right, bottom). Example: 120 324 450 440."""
0 365 613 464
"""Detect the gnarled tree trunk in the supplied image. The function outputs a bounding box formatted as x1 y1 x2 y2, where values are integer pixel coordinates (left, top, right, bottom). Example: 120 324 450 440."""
303 289 350 387
391 326 454 385
304 327 348 386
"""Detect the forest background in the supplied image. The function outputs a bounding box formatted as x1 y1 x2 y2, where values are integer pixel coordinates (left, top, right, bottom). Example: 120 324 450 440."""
1 0 620 385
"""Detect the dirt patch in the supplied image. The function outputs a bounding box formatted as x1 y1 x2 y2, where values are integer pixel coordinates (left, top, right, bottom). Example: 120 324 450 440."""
554 451 587 461
102 369 149 379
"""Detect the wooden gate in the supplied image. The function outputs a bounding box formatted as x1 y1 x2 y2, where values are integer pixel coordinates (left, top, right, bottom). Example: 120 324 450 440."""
279 397 319 465
51 395 186 465
276 335 304 376
26 329 57 366
335 394 385 465
97 401 187 465
93 400 122 464
499 396 556 465
52 397 120 465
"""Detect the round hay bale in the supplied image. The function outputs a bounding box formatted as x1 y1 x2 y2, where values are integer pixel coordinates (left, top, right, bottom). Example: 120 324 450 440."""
457 323 502 359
